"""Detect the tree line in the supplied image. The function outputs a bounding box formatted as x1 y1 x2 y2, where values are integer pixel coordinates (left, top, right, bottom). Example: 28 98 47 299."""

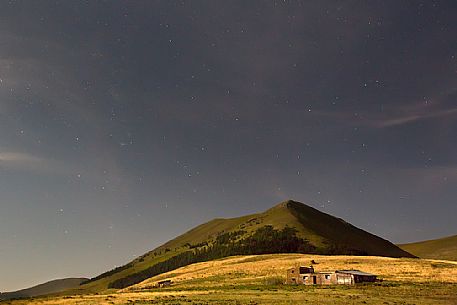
108 225 316 289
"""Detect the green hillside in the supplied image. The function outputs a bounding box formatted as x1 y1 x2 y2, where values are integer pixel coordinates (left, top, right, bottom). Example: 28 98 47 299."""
399 234 457 261
72 200 413 293
0 278 87 301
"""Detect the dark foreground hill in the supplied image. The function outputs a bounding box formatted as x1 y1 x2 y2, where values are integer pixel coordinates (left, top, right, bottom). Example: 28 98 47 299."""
399 234 457 261
74 200 413 292
0 278 88 300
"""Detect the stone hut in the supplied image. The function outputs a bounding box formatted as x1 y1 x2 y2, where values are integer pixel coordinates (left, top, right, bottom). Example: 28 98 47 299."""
286 266 314 284
286 266 376 285
156 279 172 287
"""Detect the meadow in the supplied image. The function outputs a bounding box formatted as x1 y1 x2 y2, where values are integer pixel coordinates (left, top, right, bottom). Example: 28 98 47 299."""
3 254 457 305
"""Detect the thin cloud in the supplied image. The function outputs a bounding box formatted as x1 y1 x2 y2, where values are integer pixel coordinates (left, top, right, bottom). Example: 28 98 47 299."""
0 151 66 174
373 107 457 128
307 82 457 129
0 152 43 164
310 102 457 129
0 151 125 192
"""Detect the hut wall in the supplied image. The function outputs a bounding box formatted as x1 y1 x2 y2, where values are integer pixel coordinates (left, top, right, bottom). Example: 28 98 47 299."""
336 273 354 285
353 275 376 283
286 268 303 284
302 273 337 285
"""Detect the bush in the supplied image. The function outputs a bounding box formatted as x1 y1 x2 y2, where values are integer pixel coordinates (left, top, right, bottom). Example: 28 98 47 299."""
263 276 285 285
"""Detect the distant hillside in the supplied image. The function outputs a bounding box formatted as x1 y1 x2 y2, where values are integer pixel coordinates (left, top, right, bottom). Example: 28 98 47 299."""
0 278 88 300
399 234 457 261
126 253 457 292
73 200 413 292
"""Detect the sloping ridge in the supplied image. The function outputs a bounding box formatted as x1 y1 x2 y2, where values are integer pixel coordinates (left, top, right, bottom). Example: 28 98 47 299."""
399 234 457 261
0 278 88 300
75 200 413 292
283 200 414 258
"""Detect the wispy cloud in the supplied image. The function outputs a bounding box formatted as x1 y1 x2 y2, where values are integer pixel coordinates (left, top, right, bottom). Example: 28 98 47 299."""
0 150 125 193
0 152 43 166
311 99 457 129
371 100 457 128
0 151 71 175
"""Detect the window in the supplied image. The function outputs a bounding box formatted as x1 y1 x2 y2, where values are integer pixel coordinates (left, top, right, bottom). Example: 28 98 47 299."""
325 274 331 280
303 276 308 280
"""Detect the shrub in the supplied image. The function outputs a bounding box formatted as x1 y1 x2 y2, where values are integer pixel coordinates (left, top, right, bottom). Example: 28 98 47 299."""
263 276 285 285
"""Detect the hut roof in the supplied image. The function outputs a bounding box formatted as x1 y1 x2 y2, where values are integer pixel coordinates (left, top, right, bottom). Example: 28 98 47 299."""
336 270 376 276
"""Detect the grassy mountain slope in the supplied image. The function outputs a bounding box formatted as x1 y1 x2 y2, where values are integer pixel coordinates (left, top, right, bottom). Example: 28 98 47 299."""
9 254 457 305
73 200 413 292
0 278 88 300
399 234 457 261
285 201 413 257
127 253 457 291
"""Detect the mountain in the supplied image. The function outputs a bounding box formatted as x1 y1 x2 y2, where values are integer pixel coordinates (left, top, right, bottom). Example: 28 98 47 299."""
74 200 413 292
0 278 88 300
399 234 457 261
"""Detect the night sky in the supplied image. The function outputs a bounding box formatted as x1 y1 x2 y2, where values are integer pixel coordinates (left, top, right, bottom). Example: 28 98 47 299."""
1 1 457 291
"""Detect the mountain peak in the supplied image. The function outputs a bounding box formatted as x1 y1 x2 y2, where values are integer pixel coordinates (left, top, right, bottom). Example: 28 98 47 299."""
79 199 414 291
270 199 304 210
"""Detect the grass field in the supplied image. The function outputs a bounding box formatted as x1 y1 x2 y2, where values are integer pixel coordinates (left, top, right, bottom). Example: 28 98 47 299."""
399 234 457 262
3 254 457 305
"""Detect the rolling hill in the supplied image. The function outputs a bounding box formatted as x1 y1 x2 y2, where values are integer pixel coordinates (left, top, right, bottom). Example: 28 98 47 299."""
0 278 88 301
7 254 457 305
72 200 413 292
126 253 457 291
399 234 457 261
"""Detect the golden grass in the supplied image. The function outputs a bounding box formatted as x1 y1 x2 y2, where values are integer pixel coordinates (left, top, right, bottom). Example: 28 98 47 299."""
4 254 457 305
127 254 457 290
399 234 457 261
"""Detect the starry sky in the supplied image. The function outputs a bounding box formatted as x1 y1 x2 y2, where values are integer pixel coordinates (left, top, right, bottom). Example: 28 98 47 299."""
1 1 457 291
